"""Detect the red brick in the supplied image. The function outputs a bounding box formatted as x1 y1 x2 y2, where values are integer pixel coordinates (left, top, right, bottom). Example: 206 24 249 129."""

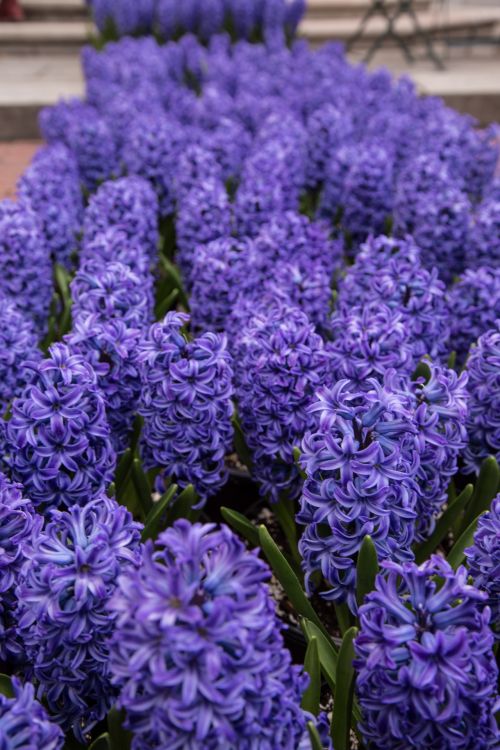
0 141 40 200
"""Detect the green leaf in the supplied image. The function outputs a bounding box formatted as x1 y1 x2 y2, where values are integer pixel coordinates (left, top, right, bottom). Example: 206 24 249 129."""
447 513 485 570
159 256 189 309
155 288 179 320
415 484 473 564
166 484 200 525
461 456 499 532
88 735 111 750
221 507 259 547
141 484 179 542
258 526 328 638
301 636 321 715
115 448 133 495
356 535 379 608
232 412 253 470
273 494 301 567
292 446 307 479
108 707 132 750
132 457 153 517
335 602 353 636
412 360 431 382
331 627 358 750
307 721 324 750
54 263 71 304
0 674 14 698
301 618 338 694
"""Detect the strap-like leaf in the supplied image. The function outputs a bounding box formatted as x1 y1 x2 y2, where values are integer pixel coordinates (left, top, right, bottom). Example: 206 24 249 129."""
447 513 485 570
221 507 259 547
232 412 253 470
132 457 153 516
415 484 473 564
115 448 133 495
166 484 200 525
258 526 328 638
356 535 379 608
307 721 324 750
273 494 301 567
301 618 338 693
88 735 111 750
331 626 358 750
292 446 307 479
159 256 189 309
142 484 179 542
0 674 13 698
301 636 321 715
461 456 499 532
155 288 179 321
108 707 132 750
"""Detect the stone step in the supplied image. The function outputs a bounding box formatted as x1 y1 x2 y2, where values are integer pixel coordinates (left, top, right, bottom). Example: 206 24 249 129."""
0 19 92 53
299 7 500 44
305 0 431 19
24 0 87 20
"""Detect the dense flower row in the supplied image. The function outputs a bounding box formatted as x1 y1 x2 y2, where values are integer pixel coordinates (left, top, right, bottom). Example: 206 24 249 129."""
0 15 498 750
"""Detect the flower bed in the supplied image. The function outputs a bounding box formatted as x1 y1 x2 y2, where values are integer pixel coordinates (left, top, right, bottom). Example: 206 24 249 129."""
0 4 499 749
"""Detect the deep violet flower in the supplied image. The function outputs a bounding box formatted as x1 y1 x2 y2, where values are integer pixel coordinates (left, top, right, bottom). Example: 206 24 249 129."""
0 679 63 750
0 201 53 336
0 300 41 413
0 474 41 664
80 226 153 278
355 556 499 750
5 343 116 511
108 520 309 750
465 494 500 638
234 298 331 502
463 322 500 474
305 103 353 189
137 312 234 501
468 198 500 267
65 105 119 192
298 378 419 613
16 497 142 740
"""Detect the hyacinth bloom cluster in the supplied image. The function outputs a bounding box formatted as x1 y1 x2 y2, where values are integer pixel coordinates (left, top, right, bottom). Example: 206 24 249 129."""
109 520 308 750
66 316 142 454
447 267 500 365
0 300 41 413
466 495 500 638
17 143 83 268
329 301 414 387
338 235 450 362
392 363 469 539
0 679 63 750
305 103 353 189
5 344 116 511
71 260 153 329
469 197 500 267
83 176 159 265
355 557 499 750
138 312 234 501
0 474 41 663
80 226 153 278
0 200 53 336
234 299 331 502
16 497 142 739
463 323 500 474
298 378 420 612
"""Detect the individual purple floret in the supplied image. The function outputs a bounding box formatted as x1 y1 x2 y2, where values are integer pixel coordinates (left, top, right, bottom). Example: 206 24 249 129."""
83 175 159 265
389 362 469 539
66 316 142 454
298 378 419 613
138 312 234 502
71 260 153 329
123 112 185 216
0 200 53 336
17 143 83 268
0 679 63 750
234 298 331 502
447 267 500 365
355 556 499 750
16 496 142 740
341 142 393 248
338 235 450 362
466 494 500 638
5 343 116 511
0 300 41 413
329 301 415 387
175 177 233 287
468 198 500 267
463 323 500 474
80 227 152 277
108 520 309 750
0 474 41 664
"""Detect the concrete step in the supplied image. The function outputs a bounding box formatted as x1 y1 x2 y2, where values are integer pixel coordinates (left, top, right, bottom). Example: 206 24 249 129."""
0 20 92 53
24 0 87 21
305 0 431 19
299 7 500 45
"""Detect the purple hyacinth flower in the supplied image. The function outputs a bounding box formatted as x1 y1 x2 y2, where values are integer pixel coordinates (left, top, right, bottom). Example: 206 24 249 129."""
355 556 499 750
109 520 309 749
465 494 500 638
0 678 63 750
0 299 41 414
16 496 142 740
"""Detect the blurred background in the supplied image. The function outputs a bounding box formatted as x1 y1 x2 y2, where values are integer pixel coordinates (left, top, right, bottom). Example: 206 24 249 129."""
0 0 499 195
